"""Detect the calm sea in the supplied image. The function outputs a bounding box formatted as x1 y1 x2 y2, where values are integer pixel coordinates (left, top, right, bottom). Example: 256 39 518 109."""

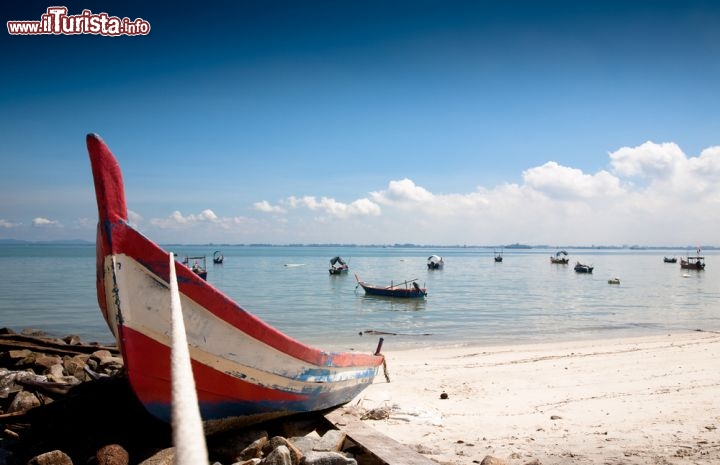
0 244 718 352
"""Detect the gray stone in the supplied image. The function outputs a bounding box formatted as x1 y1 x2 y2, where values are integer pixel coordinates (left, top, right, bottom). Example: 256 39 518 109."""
302 451 357 465
312 430 346 452
263 445 292 465
264 436 303 464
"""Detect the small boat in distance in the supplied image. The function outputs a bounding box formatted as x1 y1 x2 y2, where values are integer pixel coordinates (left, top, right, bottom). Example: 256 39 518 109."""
427 255 444 269
86 133 385 427
183 256 207 280
680 255 705 270
574 262 594 273
328 256 349 275
550 250 569 264
608 277 620 284
494 249 503 262
355 274 427 298
663 257 677 263
213 250 224 264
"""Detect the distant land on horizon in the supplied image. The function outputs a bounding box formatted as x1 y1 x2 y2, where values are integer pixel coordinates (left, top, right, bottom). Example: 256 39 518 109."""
0 238 716 250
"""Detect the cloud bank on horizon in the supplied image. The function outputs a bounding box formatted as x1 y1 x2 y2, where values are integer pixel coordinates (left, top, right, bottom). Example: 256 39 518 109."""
4 140 717 247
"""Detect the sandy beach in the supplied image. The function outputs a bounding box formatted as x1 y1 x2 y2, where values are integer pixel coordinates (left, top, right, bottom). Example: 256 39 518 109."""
346 330 720 465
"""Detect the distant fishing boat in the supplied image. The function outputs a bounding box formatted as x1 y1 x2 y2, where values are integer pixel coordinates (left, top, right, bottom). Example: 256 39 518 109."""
494 249 503 262
86 133 385 427
680 256 705 270
328 256 349 275
212 250 224 264
355 274 427 298
574 262 594 273
182 256 207 280
427 255 444 269
550 250 569 264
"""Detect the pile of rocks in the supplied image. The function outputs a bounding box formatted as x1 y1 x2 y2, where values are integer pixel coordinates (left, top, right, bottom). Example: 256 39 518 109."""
1 329 123 417
0 329 381 465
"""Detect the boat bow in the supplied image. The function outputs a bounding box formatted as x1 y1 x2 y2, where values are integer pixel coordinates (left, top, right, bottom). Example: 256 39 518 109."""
86 134 385 426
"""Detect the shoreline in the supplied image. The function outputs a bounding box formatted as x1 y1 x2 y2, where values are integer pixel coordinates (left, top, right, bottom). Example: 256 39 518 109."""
349 330 720 464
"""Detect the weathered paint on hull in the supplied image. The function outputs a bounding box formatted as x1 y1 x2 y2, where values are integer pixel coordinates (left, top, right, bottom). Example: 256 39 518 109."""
87 133 384 424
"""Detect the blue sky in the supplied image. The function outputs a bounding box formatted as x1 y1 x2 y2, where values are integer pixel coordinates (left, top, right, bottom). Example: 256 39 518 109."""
2 1 719 246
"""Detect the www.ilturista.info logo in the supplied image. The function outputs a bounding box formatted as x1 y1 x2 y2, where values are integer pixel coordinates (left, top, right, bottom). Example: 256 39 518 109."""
7 7 151 36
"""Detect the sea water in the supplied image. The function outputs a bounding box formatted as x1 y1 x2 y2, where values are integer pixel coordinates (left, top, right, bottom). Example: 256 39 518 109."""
0 244 718 352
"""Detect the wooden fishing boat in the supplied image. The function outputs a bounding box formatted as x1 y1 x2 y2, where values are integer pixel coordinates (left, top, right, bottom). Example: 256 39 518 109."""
182 255 207 280
680 255 705 270
550 250 569 264
663 256 677 263
355 274 427 298
86 133 385 427
574 262 594 273
328 256 349 275
213 250 224 264
427 255 444 269
494 249 503 262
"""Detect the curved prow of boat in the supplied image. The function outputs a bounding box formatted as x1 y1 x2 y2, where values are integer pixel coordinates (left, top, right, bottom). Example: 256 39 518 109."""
86 134 385 427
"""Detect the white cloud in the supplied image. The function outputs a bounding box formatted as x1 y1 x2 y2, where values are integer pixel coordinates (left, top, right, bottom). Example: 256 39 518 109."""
370 178 434 205
522 161 624 200
127 209 143 227
275 195 381 218
0 219 20 228
609 141 685 179
32 217 61 227
71 140 719 246
149 209 252 232
153 209 219 226
253 200 287 214
250 141 720 245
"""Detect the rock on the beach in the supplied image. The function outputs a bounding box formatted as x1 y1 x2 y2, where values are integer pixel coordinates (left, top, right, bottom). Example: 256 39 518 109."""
263 445 292 465
7 389 41 413
263 436 303 464
236 436 268 461
137 447 174 465
479 456 507 465
302 450 357 465
27 449 73 465
95 444 129 465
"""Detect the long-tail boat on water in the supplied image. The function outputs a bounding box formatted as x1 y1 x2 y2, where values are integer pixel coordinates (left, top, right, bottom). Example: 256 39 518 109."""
355 274 427 298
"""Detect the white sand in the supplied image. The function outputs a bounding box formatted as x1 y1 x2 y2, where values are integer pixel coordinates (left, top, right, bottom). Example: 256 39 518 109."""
346 331 720 464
